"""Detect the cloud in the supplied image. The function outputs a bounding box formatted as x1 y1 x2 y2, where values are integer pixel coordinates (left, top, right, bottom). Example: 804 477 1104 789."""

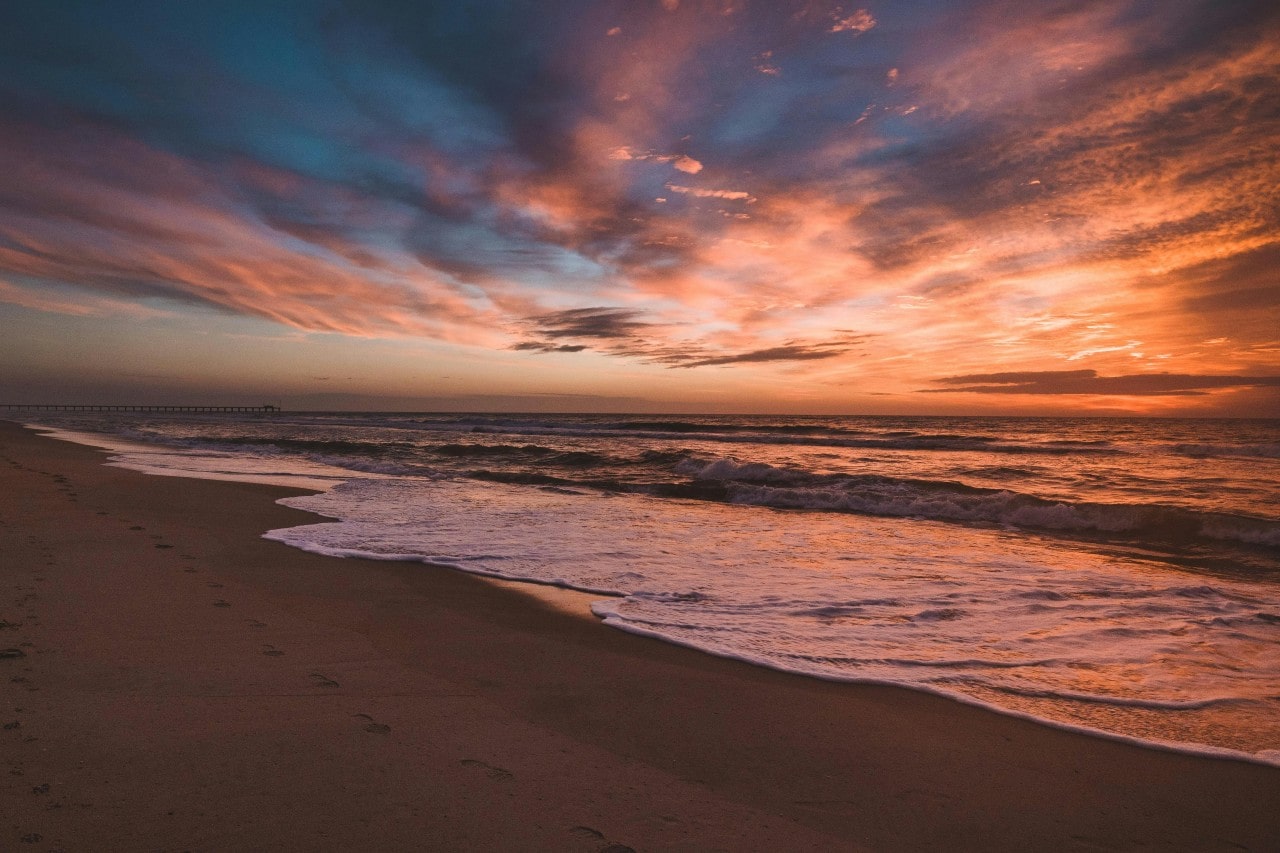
610 148 703 174
673 155 704 174
277 391 653 413
679 343 850 368
514 308 869 372
0 118 507 343
755 50 782 76
925 370 1280 396
665 184 756 202
829 10 876 34
511 342 589 353
524 307 650 341
0 278 147 318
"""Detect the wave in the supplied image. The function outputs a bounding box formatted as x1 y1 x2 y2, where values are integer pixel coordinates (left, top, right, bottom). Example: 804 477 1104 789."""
469 469 578 487
671 457 1280 551
1168 443 1280 460
32 410 1274 562
452 455 1280 555
206 436 415 456
431 442 611 468
410 417 1122 456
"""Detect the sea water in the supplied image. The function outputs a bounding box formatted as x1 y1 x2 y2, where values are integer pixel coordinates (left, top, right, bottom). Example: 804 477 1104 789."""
24 411 1280 762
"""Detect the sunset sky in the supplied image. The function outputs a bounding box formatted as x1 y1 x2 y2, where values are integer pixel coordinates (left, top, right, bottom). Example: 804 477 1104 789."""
1 0 1277 415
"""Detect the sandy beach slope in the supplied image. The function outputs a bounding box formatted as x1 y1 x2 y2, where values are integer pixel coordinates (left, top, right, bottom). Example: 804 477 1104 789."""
2 420 1278 851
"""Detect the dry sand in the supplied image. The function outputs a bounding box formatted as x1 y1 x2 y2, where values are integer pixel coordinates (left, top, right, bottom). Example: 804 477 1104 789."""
2 420 1278 851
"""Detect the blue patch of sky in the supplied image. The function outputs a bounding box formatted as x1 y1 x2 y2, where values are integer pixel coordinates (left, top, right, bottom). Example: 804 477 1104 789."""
332 57 509 158
2 0 507 204
706 80 799 149
407 214 607 289
703 46 904 164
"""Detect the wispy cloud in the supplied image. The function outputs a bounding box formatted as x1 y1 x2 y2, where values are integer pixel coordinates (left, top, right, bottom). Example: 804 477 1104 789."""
665 184 756 202
511 342 589 353
525 307 651 340
679 343 852 368
926 370 1280 396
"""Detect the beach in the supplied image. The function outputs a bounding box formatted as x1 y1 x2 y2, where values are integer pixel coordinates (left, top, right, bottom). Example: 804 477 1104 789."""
3 419 1278 852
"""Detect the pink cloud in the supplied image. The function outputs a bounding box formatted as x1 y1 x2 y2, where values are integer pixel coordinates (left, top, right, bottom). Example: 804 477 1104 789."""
830 9 875 34
0 120 507 345
673 155 703 174
610 148 703 175
665 184 755 201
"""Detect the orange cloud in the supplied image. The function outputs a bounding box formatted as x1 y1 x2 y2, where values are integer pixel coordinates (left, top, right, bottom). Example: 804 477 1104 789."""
829 9 875 34
665 184 755 201
608 147 703 174
673 155 704 174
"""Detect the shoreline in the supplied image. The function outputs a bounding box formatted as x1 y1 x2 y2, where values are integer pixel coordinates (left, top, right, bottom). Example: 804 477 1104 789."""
3 419 1279 850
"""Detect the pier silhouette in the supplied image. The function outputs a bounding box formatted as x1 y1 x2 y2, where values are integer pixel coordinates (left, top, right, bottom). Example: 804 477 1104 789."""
2 404 280 413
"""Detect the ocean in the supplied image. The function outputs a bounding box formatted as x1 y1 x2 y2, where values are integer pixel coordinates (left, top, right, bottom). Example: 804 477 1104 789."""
22 411 1280 763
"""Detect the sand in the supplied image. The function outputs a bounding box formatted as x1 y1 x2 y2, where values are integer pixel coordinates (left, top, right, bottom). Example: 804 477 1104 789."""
2 420 1278 851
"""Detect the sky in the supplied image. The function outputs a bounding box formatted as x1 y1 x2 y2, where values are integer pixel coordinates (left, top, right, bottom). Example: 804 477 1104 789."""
1 0 1278 415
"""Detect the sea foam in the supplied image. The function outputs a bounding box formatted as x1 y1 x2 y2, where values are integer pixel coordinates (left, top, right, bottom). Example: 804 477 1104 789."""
264 476 1280 761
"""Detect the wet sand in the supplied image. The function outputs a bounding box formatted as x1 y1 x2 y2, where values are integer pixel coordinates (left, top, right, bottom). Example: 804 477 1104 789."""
2 420 1278 851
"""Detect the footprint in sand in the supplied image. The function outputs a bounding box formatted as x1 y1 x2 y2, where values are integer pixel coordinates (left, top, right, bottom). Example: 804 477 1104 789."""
570 827 644 852
569 827 637 853
460 759 513 781
353 713 391 734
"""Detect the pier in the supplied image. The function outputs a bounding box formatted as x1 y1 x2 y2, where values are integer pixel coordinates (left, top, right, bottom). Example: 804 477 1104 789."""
2 404 280 413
